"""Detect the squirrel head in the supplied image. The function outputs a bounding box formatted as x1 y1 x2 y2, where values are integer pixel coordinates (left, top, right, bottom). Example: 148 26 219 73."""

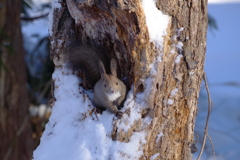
99 59 122 101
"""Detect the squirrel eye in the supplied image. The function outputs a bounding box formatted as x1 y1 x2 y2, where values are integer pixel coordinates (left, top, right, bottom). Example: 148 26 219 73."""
116 82 118 85
104 85 107 87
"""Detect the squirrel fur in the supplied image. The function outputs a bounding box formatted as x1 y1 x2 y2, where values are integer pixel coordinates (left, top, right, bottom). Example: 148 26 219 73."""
66 42 126 116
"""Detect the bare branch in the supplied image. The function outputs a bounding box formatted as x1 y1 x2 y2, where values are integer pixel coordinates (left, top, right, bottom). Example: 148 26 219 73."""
197 72 214 160
207 134 216 160
21 13 49 21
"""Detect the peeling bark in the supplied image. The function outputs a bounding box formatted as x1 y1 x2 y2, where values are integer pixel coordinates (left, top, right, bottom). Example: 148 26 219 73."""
50 0 207 159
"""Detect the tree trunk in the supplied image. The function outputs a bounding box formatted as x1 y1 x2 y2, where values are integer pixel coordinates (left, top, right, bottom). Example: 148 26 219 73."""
49 0 207 159
0 0 33 160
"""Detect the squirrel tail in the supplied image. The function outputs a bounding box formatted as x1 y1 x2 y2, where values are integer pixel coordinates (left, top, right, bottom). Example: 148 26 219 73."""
66 42 102 87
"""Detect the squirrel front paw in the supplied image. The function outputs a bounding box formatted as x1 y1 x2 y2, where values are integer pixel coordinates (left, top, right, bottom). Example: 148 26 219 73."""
115 111 123 118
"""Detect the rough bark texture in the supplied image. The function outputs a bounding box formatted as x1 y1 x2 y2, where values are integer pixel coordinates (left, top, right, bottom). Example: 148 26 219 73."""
153 1 208 159
50 0 207 159
0 0 33 160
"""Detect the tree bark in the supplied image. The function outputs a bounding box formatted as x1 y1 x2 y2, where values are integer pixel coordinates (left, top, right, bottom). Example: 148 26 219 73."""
0 0 33 160
50 0 207 159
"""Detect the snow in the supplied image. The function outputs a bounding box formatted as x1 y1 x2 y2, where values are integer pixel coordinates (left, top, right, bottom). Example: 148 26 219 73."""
140 0 170 112
166 89 178 105
178 27 184 33
175 55 183 64
32 0 50 5
21 0 49 44
150 153 160 160
21 0 51 80
170 88 178 97
49 0 62 36
33 67 147 160
142 0 169 48
175 28 184 50
156 132 164 143
170 27 184 63
175 41 183 50
167 99 174 105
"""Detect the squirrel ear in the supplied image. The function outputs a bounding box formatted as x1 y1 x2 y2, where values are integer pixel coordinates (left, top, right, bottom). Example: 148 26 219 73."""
99 61 106 74
101 73 106 81
110 59 117 77
99 61 106 80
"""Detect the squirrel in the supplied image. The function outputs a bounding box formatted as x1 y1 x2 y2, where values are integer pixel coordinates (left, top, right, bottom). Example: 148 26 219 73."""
66 42 126 117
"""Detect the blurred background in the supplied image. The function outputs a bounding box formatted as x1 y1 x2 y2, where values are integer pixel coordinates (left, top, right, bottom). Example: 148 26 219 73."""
195 0 240 159
0 0 239 159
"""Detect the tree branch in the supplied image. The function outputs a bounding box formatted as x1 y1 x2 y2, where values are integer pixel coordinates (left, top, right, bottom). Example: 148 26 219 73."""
207 134 216 160
21 13 49 21
197 72 214 160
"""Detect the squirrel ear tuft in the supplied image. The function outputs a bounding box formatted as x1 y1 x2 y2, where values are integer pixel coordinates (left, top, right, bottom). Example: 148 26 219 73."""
99 61 106 74
100 73 106 81
110 59 117 77
99 61 106 80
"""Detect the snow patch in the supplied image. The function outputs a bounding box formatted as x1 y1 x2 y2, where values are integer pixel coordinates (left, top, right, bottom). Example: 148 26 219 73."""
142 0 169 48
49 0 62 36
178 27 184 32
170 28 184 60
140 0 170 107
150 153 160 160
167 99 174 105
175 55 183 64
176 41 183 50
189 71 195 75
156 132 164 143
170 88 178 97
33 67 148 160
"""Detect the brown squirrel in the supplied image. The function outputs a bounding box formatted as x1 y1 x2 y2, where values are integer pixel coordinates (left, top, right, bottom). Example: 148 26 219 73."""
66 42 126 117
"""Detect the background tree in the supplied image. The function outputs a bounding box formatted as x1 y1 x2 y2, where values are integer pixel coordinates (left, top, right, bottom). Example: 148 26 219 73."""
0 0 34 160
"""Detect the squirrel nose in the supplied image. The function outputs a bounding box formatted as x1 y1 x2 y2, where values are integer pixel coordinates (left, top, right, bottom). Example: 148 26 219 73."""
111 89 114 93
